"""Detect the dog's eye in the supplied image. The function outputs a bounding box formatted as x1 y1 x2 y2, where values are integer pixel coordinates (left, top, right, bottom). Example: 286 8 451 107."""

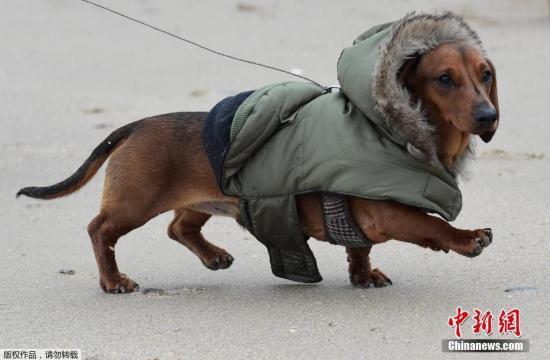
482 70 492 83
438 74 453 87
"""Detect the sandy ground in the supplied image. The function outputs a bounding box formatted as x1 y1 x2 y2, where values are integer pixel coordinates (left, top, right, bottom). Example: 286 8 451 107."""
1 0 549 359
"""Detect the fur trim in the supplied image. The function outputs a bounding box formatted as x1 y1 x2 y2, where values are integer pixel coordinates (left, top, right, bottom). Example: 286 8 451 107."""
372 12 485 172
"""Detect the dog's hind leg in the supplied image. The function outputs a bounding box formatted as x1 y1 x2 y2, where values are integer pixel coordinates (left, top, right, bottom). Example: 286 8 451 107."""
87 211 143 293
346 247 392 288
168 208 234 270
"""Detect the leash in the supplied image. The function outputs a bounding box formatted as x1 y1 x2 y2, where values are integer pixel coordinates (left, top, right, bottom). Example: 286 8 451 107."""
79 0 325 89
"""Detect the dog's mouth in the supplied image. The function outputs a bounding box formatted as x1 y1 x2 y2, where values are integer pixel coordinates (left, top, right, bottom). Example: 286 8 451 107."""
475 121 497 135
447 118 481 135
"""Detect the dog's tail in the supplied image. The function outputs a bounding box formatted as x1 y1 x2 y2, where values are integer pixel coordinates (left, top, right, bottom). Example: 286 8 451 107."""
17 122 138 200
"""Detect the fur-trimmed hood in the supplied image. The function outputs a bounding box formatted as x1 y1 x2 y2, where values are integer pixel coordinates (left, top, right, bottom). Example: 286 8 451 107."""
337 12 485 165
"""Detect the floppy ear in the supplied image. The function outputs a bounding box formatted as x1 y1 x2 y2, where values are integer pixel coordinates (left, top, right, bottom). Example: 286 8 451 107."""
398 54 422 91
480 59 499 143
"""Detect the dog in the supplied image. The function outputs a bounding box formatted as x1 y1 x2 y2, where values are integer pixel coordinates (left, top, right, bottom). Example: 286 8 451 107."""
17 35 499 293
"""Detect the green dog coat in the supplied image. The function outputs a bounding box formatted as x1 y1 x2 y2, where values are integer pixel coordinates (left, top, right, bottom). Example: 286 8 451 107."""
215 13 486 282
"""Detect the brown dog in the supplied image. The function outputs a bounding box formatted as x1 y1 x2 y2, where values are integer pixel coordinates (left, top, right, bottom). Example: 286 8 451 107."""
18 42 498 293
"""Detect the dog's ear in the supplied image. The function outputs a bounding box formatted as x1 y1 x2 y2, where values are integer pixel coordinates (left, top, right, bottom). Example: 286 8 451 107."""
398 54 422 91
480 59 499 143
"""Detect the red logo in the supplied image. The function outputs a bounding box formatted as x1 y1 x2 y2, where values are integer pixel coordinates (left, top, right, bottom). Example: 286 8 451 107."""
448 307 522 338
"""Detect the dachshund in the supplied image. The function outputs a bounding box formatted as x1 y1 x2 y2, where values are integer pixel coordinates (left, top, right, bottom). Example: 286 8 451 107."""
17 42 499 293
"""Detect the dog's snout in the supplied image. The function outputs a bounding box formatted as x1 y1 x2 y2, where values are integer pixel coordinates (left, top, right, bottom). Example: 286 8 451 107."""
475 106 497 126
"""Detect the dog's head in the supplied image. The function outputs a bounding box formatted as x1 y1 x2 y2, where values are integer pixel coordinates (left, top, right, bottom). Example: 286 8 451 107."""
339 12 499 165
400 43 499 143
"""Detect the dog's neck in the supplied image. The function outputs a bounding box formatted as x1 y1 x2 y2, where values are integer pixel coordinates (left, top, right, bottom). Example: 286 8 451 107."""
434 120 471 170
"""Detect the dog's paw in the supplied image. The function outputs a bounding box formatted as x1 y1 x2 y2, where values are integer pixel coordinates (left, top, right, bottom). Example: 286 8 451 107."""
350 268 392 288
465 228 493 258
100 273 139 294
203 252 234 271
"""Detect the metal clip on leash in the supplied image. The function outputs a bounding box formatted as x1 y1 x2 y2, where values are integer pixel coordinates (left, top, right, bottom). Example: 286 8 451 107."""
322 86 341 94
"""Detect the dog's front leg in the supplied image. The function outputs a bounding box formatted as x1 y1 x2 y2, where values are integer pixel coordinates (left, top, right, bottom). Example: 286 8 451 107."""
346 247 392 288
349 198 493 258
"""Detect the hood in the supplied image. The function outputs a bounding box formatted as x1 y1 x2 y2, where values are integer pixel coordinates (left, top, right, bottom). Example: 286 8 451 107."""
337 12 485 164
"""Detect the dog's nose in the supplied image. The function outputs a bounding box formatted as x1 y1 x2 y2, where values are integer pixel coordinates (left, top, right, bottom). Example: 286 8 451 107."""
475 106 498 126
